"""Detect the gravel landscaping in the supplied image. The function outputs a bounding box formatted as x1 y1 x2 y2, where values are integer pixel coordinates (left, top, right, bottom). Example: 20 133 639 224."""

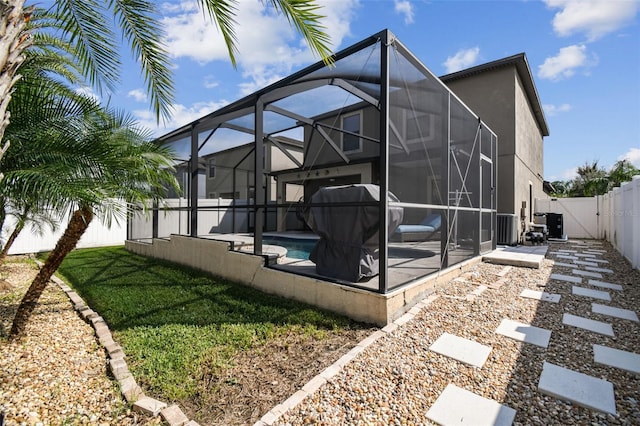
0 257 148 425
276 240 640 425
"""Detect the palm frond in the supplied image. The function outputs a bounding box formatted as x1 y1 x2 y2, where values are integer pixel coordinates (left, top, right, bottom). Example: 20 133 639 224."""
267 0 334 65
53 0 121 92
197 0 240 67
108 0 175 122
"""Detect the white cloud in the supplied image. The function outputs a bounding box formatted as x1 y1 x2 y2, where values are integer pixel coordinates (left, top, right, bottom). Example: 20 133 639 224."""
544 0 639 41
159 1 197 14
127 89 148 102
443 47 480 73
75 86 100 102
619 147 640 168
203 75 219 89
537 44 597 80
162 0 356 66
394 0 414 25
133 100 229 137
543 103 572 116
238 66 285 96
561 166 579 180
160 0 358 96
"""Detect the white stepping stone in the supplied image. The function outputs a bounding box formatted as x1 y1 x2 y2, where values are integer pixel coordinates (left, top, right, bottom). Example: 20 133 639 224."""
429 333 492 368
556 254 579 260
593 344 640 374
589 258 609 264
588 279 623 291
563 313 614 336
592 303 639 322
573 260 598 267
550 273 582 284
553 261 575 268
538 361 616 415
585 266 613 274
584 250 605 254
576 253 596 258
520 289 560 303
572 269 603 279
426 384 516 426
495 319 551 348
558 249 577 253
572 286 611 301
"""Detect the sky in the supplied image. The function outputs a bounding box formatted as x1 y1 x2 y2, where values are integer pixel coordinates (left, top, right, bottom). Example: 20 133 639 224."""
89 0 640 181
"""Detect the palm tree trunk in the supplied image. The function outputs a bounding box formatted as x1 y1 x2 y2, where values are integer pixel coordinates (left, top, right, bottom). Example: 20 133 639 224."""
0 202 6 243
0 220 24 263
9 205 93 340
0 0 33 179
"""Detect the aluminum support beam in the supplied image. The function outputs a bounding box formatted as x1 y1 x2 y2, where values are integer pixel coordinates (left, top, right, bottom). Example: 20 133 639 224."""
254 100 264 254
190 124 199 237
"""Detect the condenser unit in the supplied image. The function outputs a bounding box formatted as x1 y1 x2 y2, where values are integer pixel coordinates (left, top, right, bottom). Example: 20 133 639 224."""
497 213 518 245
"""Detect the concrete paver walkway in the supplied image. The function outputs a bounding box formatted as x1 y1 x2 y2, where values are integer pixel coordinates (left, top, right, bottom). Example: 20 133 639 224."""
264 241 639 426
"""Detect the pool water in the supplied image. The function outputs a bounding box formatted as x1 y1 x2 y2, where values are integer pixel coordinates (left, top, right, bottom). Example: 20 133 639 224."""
262 236 318 260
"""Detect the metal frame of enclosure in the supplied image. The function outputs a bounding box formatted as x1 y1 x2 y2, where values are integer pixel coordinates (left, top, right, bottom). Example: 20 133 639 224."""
128 29 498 294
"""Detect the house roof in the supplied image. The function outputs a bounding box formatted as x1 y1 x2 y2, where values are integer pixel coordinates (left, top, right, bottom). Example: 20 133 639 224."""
201 135 303 159
440 53 550 137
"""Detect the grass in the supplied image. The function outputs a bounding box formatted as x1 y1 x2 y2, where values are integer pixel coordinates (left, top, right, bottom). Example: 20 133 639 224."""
54 246 363 401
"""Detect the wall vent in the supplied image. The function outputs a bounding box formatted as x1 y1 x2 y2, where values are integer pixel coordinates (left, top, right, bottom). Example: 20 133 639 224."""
497 213 518 245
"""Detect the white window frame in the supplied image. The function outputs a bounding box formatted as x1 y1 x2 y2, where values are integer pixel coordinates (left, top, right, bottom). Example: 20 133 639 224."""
208 158 216 178
404 110 434 144
341 111 363 153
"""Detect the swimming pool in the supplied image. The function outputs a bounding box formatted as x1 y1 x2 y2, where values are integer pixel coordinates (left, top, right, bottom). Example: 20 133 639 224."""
261 235 437 261
262 235 318 260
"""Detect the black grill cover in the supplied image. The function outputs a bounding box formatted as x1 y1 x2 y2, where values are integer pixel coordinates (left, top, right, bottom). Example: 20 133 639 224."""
305 184 403 282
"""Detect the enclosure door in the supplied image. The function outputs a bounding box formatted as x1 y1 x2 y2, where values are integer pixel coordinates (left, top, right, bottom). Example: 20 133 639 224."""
480 156 494 253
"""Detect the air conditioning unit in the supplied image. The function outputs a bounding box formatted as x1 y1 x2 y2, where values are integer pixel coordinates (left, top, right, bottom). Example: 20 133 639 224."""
497 213 518 245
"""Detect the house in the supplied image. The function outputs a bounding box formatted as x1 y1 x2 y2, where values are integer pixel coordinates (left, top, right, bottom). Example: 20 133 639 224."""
126 30 509 325
440 54 550 241
168 158 206 199
202 136 303 202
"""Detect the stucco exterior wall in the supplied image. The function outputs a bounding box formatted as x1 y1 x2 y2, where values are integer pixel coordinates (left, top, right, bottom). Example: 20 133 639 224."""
443 64 547 240
203 142 303 202
514 75 547 228
303 104 380 168
443 68 517 216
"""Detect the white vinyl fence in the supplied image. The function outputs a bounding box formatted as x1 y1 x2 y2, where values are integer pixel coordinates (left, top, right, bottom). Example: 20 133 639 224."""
128 198 258 240
536 175 640 269
3 213 126 255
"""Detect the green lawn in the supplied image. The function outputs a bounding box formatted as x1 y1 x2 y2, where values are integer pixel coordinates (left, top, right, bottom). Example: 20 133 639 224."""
55 246 363 401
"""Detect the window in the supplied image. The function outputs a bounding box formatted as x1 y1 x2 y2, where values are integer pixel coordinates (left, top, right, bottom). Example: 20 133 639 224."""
341 112 362 153
405 110 433 143
208 192 217 199
208 158 216 178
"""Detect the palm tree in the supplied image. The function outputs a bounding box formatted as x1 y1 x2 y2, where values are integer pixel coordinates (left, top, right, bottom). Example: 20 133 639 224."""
0 25 95 263
0 200 59 263
0 1 35 181
2 35 179 338
608 159 639 190
569 160 608 197
5 102 179 339
0 0 333 179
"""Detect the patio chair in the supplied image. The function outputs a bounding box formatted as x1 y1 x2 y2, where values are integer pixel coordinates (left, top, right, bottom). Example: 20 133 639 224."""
392 213 441 242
